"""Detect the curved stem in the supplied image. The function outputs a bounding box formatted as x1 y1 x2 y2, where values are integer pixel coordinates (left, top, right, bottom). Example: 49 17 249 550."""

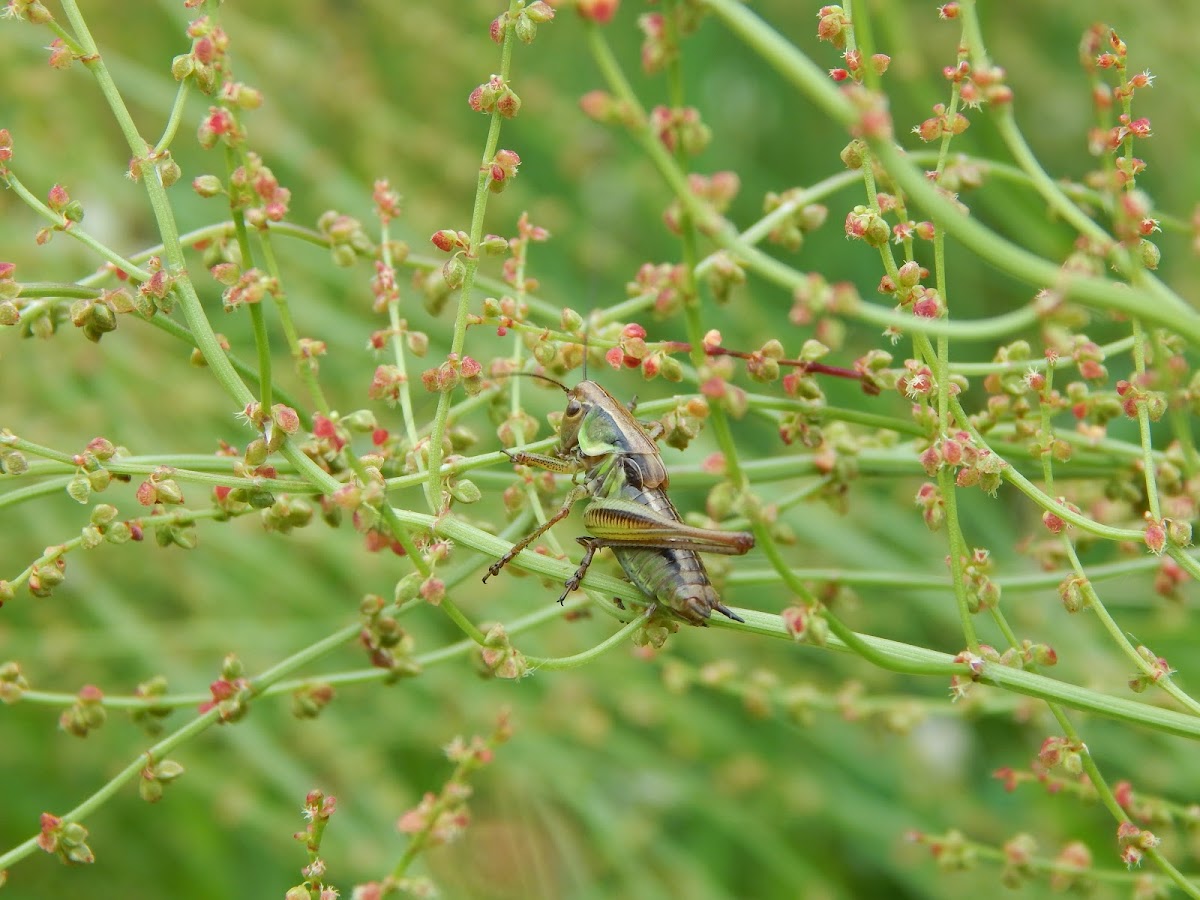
526 610 652 671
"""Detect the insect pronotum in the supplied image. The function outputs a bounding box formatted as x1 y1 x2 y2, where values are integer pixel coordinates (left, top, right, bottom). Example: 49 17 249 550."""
483 374 754 625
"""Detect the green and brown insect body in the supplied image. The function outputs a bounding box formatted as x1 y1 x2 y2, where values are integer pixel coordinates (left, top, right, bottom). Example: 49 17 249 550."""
582 472 752 625
484 378 754 626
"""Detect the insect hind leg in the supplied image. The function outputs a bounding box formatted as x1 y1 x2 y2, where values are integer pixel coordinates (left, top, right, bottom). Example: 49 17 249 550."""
557 536 604 604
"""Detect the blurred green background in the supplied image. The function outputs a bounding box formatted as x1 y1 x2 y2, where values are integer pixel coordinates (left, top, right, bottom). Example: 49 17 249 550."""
2 1 1199 897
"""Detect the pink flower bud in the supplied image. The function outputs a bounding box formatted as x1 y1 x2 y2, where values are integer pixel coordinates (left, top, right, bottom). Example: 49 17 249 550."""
431 230 457 252
577 0 619 24
47 184 71 211
273 405 300 435
1144 517 1167 554
460 356 482 379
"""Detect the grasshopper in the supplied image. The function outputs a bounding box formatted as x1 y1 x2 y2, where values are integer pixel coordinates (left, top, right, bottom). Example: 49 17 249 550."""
484 376 754 625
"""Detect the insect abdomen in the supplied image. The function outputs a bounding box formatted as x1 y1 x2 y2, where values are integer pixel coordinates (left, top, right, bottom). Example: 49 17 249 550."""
613 545 730 625
611 484 743 625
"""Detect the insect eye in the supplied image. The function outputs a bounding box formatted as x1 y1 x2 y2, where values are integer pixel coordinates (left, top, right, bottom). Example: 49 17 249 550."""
564 399 583 418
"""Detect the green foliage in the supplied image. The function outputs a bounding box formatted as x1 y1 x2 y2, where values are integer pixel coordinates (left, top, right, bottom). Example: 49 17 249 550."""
2 1 1200 898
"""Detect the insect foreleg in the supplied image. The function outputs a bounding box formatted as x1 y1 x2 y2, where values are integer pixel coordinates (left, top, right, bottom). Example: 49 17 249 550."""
505 450 582 475
483 482 592 582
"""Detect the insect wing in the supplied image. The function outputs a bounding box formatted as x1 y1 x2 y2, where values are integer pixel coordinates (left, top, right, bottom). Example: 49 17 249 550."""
581 497 754 555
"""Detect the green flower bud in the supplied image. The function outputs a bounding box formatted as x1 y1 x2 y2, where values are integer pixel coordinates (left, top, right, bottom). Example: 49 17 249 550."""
79 525 104 550
394 572 422 604
449 479 481 504
66 474 91 504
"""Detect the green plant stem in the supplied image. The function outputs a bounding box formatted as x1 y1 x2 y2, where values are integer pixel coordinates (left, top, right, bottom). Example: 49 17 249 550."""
0 477 73 510
0 622 358 875
661 0 748 494
3 517 1199 886
913 830 1198 891
222 152 275 415
1130 318 1163 520
977 599 1147 864
1167 547 1200 584
247 300 274 406
257 235 326 409
745 395 922 436
143 311 308 423
11 288 295 404
437 597 488 645
986 421 1161 466
18 688 212 709
6 281 100 300
0 707 221 873
1062 538 1200 716
152 78 191 155
1045 694 1199 898
744 502 959 677
7 506 236 588
727 551 1199 596
243 226 429 569
731 606 1200 741
935 466 980 652
700 0 1200 349
992 463 1138 538
949 398 1143 542
692 169 861 277
2 446 314 492
425 0 522 511
0 168 151 281
55 1 437 617
19 590 592 713
379 222 420 448
917 5 978 653
948 336 1135 375
1 528 599 876
59 2 254 412
526 610 652 671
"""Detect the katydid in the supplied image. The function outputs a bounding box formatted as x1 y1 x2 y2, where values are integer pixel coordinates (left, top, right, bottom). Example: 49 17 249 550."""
484 377 754 625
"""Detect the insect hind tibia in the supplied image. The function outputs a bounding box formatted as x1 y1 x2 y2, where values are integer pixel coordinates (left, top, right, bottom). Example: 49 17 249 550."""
557 536 603 604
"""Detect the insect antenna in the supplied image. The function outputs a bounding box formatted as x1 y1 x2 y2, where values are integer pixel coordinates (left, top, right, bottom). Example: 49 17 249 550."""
581 319 590 381
503 370 569 392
